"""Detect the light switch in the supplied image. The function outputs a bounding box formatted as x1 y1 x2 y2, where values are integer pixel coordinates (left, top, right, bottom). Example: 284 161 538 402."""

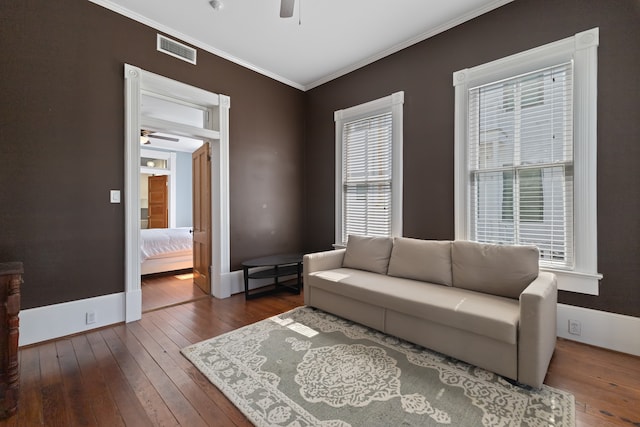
110 190 121 203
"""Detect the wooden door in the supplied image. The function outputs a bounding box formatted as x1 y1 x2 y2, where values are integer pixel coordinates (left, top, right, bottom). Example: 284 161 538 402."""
148 175 168 229
192 143 211 294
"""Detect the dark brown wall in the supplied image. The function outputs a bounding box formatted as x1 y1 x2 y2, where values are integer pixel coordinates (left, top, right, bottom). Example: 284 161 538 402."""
2 0 639 319
303 0 640 317
0 0 305 309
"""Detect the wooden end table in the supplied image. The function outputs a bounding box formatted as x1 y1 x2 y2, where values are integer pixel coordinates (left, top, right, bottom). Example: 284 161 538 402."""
242 254 302 300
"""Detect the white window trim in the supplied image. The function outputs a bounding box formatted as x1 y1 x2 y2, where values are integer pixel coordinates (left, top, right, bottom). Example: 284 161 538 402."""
453 28 602 295
334 91 404 246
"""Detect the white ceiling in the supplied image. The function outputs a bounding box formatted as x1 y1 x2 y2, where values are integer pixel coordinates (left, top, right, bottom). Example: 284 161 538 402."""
140 93 206 152
90 0 511 91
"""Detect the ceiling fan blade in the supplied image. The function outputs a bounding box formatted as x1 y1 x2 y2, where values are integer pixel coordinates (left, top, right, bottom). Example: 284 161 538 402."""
280 0 294 18
149 134 180 143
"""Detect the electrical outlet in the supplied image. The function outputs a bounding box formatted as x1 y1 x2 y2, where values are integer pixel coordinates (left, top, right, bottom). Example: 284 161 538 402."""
86 311 96 325
568 319 581 336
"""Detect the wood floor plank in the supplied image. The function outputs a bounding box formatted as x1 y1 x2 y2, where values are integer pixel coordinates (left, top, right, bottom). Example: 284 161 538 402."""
126 319 240 426
550 340 640 389
70 334 125 427
576 410 623 427
547 339 640 426
100 328 179 426
110 325 208 427
40 383 69 427
55 339 97 426
145 310 193 349
84 331 153 427
140 312 253 427
38 342 61 388
15 346 43 426
142 272 206 313
38 342 69 426
150 305 206 345
165 301 229 342
547 373 639 421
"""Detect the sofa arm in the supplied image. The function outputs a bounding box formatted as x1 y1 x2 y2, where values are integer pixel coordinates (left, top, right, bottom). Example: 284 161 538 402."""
303 249 345 306
303 249 345 276
518 271 557 388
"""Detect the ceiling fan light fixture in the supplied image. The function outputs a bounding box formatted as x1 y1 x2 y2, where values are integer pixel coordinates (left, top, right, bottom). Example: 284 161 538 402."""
140 130 150 145
280 0 295 18
209 0 224 11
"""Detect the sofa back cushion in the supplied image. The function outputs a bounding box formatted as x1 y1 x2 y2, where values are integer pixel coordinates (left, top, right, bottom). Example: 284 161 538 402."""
387 238 453 286
342 234 394 274
452 241 539 299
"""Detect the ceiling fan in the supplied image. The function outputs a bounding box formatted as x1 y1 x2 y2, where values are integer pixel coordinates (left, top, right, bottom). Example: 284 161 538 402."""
280 0 295 18
140 130 179 144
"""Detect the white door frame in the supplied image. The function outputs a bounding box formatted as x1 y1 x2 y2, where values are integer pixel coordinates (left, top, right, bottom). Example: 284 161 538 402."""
124 64 231 322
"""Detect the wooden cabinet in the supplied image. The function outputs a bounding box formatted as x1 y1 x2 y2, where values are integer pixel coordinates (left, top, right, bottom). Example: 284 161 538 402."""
0 262 21 419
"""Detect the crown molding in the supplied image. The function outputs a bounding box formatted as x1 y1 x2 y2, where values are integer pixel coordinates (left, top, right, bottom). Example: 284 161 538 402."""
90 0 512 92
88 0 305 90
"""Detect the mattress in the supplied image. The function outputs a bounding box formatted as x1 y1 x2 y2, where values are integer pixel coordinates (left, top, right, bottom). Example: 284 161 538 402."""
141 227 193 261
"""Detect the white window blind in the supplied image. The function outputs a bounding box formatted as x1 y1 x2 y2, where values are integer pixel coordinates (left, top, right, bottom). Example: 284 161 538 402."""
468 62 574 268
342 112 393 243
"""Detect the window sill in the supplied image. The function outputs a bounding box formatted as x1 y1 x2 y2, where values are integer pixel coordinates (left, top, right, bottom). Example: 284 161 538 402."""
540 267 602 295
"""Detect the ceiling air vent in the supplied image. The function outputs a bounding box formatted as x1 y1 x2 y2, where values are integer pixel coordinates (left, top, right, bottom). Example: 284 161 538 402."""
157 34 197 65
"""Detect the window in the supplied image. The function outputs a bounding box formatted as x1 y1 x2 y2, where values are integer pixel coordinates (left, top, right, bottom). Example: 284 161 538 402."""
470 63 573 267
454 28 601 294
335 92 404 246
501 169 544 223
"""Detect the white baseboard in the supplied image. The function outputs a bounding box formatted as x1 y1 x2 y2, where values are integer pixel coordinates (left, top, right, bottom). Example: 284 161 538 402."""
19 293 126 347
18 268 297 346
20 288 637 358
126 288 142 322
557 303 640 356
226 269 245 295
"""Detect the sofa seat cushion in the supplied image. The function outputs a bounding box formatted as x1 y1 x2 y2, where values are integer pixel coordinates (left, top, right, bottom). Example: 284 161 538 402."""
308 268 520 344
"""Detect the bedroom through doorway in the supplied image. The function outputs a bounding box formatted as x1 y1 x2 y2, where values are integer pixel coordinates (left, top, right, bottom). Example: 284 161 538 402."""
138 95 211 312
139 135 210 312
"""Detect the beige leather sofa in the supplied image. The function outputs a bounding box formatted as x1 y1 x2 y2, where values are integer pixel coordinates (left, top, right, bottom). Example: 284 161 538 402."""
303 235 558 388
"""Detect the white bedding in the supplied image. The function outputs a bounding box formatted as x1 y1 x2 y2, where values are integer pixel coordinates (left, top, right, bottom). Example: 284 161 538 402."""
140 227 193 261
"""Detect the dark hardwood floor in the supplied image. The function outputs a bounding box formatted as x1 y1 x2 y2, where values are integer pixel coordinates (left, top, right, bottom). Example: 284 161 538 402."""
141 271 208 313
2 286 638 426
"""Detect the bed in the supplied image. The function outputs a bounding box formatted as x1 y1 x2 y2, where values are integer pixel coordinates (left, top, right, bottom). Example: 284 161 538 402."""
140 227 193 275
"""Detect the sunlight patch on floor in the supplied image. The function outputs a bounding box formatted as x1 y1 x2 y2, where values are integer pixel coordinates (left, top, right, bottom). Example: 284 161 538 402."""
174 273 194 280
271 315 319 337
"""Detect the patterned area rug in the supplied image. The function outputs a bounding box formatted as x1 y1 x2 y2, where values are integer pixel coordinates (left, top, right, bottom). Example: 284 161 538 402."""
182 306 575 427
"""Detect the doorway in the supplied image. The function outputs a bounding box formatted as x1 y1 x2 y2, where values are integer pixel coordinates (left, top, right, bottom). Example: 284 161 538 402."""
139 139 209 312
124 64 231 323
138 122 208 310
